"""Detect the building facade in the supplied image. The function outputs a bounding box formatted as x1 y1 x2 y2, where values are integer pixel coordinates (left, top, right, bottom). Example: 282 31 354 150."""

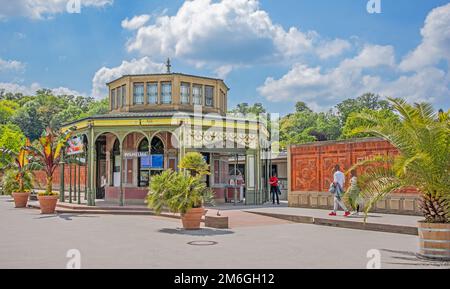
60 72 271 206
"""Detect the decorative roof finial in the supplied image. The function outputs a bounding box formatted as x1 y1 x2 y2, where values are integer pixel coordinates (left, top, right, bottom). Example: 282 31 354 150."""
166 58 172 74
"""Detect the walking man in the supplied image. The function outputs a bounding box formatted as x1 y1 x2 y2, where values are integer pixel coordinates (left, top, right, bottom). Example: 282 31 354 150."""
329 165 350 217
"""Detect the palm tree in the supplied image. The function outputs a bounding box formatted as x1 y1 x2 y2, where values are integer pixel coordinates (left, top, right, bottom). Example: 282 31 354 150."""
25 128 72 195
349 98 449 223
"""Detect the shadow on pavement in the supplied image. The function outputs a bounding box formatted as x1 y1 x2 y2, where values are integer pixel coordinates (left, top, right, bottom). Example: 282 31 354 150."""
158 228 234 236
381 249 450 268
34 213 99 221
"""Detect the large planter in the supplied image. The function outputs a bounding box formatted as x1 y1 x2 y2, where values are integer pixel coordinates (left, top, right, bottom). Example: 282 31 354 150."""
12 192 30 208
37 195 59 214
181 208 205 230
418 221 450 261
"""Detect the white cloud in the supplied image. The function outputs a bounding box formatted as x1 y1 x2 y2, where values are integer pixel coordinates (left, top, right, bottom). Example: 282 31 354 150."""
399 3 450 71
0 82 85 96
0 58 25 72
0 0 113 20
258 43 449 110
125 0 346 66
316 39 352 60
340 45 395 69
259 3 450 110
91 57 165 98
214 65 234 79
121 14 151 30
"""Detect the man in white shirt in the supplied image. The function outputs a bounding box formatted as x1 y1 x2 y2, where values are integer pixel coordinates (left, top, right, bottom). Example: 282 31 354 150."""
329 165 350 217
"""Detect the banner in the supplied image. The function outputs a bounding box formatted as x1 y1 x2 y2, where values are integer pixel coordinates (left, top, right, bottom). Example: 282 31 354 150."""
66 135 84 156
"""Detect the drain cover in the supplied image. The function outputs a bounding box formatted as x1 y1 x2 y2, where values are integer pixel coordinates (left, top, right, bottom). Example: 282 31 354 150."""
187 241 218 246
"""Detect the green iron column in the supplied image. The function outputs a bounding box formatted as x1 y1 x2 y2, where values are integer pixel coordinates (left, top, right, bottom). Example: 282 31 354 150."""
88 125 96 206
84 151 87 200
78 158 81 205
74 160 77 202
59 152 65 203
69 161 72 204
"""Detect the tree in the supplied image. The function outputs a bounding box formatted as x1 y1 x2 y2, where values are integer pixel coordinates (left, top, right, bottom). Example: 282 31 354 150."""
0 100 19 124
295 101 312 113
341 108 400 139
230 103 266 115
280 110 317 147
0 124 26 167
348 98 449 223
336 93 392 126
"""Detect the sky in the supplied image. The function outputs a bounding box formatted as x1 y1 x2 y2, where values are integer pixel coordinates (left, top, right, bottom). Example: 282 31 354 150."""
0 0 449 115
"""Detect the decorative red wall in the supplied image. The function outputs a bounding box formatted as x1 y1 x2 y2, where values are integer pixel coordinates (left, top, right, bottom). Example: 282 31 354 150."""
290 138 414 193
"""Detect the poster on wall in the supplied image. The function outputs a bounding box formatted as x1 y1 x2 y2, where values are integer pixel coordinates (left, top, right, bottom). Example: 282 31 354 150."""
66 135 84 156
140 155 164 169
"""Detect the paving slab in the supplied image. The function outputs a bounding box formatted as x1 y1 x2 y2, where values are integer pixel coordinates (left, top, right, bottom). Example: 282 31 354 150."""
244 207 423 235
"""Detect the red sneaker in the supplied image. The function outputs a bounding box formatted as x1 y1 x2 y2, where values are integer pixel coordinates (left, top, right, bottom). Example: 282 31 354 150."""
344 211 351 217
329 212 337 216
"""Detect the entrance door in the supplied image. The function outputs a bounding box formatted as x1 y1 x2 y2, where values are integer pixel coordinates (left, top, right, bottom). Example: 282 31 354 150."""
95 136 107 199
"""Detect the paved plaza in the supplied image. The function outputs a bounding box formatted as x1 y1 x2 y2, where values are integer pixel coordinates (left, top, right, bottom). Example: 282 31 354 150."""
0 197 448 269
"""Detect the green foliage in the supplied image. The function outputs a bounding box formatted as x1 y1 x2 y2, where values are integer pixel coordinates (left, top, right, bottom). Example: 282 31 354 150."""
2 90 108 140
146 170 213 215
230 103 266 115
0 124 26 167
348 98 450 223
342 108 400 139
336 93 392 126
280 110 341 147
1 169 33 195
295 101 312 113
178 152 210 176
0 100 19 124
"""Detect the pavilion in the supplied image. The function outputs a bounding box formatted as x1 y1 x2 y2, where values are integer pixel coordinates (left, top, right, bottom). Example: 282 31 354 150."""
60 63 271 206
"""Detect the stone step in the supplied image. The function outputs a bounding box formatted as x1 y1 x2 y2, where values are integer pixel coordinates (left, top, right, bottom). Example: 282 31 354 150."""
245 211 418 236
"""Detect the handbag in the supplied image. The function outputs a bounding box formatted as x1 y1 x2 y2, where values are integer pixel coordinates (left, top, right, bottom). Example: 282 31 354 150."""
329 183 337 194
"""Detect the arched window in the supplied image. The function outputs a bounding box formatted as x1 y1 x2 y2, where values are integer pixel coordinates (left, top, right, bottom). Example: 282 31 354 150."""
112 139 120 170
138 138 150 187
151 137 164 154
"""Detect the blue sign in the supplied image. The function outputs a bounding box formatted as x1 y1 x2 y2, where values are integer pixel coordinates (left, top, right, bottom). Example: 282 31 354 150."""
151 155 164 169
140 155 164 169
141 156 151 169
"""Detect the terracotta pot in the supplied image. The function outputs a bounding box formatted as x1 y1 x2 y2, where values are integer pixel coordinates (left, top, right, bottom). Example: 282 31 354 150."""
37 195 59 214
418 221 450 261
12 192 30 208
181 208 204 230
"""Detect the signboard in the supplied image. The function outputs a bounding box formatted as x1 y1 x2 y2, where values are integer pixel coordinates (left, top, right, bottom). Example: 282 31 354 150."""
140 155 164 169
66 136 84 156
151 155 164 169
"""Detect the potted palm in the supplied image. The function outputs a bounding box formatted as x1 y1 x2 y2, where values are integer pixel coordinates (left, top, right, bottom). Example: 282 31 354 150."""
26 128 72 214
0 140 39 208
147 153 213 230
350 98 449 260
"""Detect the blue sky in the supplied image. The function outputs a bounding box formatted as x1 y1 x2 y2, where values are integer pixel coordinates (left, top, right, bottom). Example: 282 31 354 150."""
0 0 449 115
